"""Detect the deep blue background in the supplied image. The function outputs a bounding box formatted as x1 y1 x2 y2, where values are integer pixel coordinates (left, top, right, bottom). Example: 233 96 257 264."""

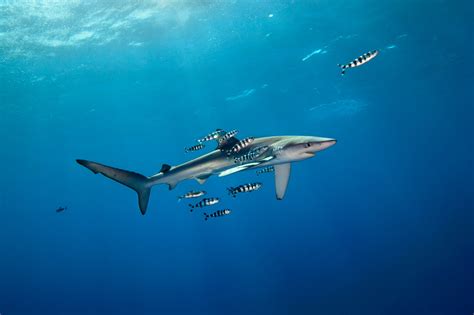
1 1 473 314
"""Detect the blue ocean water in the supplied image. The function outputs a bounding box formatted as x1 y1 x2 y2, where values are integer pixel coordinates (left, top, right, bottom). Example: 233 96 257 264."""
0 1 473 314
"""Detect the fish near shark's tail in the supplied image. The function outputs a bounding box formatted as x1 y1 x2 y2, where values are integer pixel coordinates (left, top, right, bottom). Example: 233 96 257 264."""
76 159 152 215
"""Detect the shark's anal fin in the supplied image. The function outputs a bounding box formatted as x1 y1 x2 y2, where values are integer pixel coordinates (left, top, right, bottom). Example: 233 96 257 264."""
274 163 291 200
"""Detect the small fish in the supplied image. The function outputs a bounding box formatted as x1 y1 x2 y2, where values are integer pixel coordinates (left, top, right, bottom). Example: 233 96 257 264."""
227 137 255 156
204 209 231 220
227 183 262 197
185 143 205 153
189 197 220 212
256 166 274 175
56 206 67 213
234 146 269 164
178 190 206 201
337 50 379 75
197 129 225 143
218 129 238 144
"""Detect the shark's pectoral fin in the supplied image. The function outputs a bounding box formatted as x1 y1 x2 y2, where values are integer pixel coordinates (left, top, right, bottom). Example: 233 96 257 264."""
274 163 291 200
195 174 212 184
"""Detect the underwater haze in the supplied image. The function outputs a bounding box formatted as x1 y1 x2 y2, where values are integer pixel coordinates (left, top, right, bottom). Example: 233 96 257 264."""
0 0 473 314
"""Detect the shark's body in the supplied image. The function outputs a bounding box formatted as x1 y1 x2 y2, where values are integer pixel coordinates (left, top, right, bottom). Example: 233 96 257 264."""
77 134 336 215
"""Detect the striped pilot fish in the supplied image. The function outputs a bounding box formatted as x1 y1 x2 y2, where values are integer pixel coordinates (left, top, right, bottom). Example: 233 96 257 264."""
337 50 379 75
218 129 239 144
227 182 262 197
197 129 225 143
256 166 274 175
178 190 206 201
189 197 219 212
185 143 205 153
234 145 269 164
204 209 231 220
227 137 255 156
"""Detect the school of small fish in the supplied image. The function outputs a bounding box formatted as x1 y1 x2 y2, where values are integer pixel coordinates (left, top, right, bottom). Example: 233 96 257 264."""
178 129 274 221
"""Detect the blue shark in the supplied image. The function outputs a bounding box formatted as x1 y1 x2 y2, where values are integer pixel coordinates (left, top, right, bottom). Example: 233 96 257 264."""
77 132 336 215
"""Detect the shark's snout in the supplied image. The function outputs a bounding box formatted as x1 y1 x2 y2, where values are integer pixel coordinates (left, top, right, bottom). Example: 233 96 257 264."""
310 138 336 152
321 139 337 150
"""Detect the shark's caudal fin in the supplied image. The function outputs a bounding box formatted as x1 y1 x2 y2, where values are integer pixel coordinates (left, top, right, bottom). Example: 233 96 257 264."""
76 159 151 215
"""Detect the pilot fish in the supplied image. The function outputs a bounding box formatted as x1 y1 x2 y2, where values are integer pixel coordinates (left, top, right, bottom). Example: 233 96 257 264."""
197 129 225 143
234 146 269 164
256 166 274 175
337 50 379 75
227 137 255 156
218 129 239 144
185 143 205 153
189 197 220 212
204 209 231 220
227 183 262 197
178 190 206 201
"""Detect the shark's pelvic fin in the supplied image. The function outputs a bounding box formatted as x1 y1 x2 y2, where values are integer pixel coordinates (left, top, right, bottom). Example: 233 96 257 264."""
76 159 152 215
274 163 291 200
195 174 212 184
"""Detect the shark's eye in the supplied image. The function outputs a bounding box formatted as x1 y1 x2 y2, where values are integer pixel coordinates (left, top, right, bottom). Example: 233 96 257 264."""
305 143 312 148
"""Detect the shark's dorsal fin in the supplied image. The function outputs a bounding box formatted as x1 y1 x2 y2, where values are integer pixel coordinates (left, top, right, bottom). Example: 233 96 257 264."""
160 164 171 173
195 173 211 184
274 163 291 200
